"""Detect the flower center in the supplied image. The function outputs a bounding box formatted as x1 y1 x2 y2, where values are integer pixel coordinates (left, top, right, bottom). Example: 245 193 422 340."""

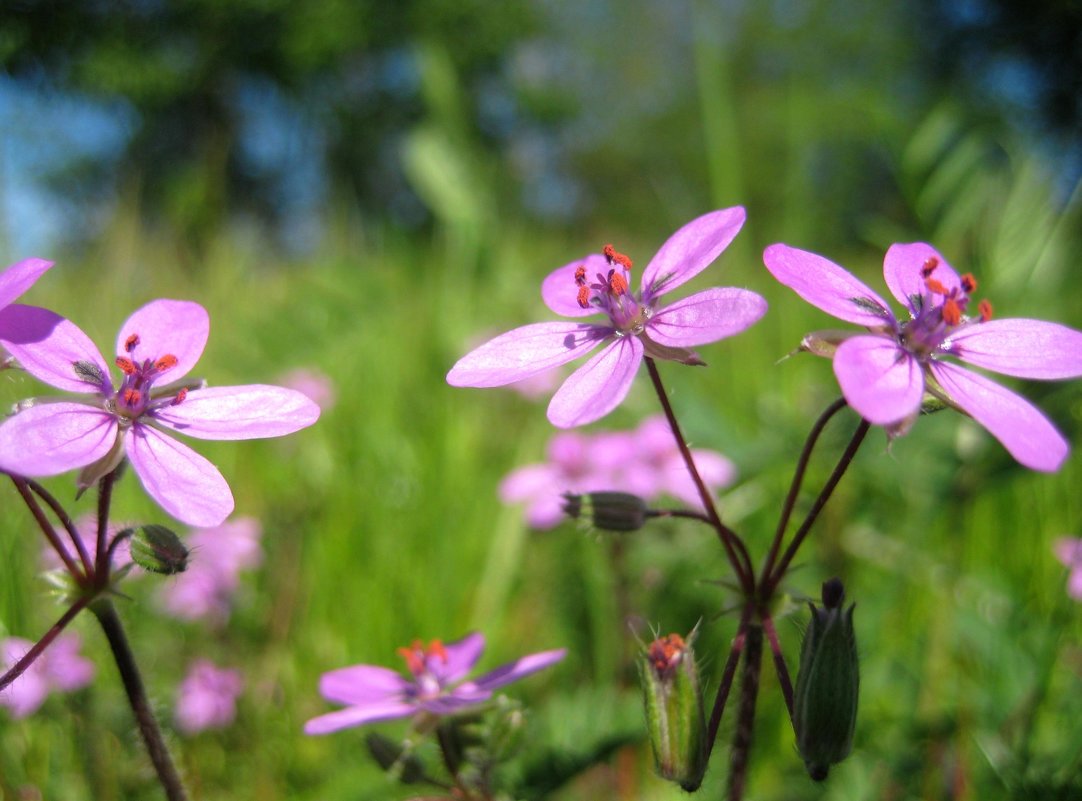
647 633 687 678
113 333 184 418
397 639 448 699
573 244 651 333
900 257 993 359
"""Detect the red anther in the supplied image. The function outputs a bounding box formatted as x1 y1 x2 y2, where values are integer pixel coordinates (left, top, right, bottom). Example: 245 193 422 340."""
428 640 448 663
961 273 977 294
115 356 137 375
121 388 142 407
155 354 179 371
172 388 188 406
925 278 948 296
648 633 686 673
603 243 633 270
608 271 629 296
942 298 962 326
574 265 587 286
397 641 425 675
124 333 140 353
921 257 939 277
577 285 591 308
978 299 993 322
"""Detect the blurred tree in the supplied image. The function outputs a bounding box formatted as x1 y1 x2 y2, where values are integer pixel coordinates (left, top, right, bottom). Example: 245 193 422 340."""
0 0 537 243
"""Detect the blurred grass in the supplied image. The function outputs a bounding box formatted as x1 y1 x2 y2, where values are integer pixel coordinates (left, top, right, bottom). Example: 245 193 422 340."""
1 57 1082 801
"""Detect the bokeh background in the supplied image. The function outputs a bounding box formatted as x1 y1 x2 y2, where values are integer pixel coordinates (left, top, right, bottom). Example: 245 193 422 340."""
1 1 1081 798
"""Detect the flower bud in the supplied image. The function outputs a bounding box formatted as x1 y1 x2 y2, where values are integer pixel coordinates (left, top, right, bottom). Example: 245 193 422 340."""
128 524 189 575
638 629 707 791
562 491 647 532
793 577 859 781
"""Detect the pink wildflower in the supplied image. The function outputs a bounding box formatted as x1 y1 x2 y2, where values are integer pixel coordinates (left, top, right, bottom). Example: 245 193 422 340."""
448 208 766 427
0 633 94 718
174 660 244 734
0 299 321 525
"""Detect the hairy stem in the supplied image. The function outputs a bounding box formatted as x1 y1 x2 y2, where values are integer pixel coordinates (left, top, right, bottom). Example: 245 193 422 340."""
705 604 753 762
91 600 189 801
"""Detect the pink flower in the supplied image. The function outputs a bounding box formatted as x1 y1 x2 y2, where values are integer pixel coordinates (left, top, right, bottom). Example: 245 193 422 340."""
500 416 735 529
0 299 321 525
448 208 767 427
763 243 1082 471
305 632 566 735
0 633 94 718
0 258 52 325
1053 538 1082 601
40 514 134 574
174 660 244 734
278 367 336 411
156 517 262 624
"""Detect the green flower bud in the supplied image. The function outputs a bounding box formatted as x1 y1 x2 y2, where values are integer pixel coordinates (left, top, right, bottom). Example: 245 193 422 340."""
793 577 859 781
562 491 647 532
639 629 707 791
128 524 190 575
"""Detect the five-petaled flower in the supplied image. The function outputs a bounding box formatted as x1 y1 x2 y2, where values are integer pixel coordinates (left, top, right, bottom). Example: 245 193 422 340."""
447 208 767 427
763 242 1082 471
0 299 321 525
304 632 565 734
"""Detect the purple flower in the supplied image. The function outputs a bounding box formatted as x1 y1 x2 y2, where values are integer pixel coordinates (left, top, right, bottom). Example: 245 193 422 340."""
448 208 767 427
1053 537 1082 601
0 633 94 719
304 632 566 735
174 659 244 734
0 299 321 525
763 243 1082 471
156 517 263 624
0 258 52 321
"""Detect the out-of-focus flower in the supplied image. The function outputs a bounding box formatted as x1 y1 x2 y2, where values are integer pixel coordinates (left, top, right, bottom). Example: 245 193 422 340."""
0 633 94 718
0 258 53 342
0 299 321 525
174 659 243 734
40 514 133 574
500 415 735 530
305 632 565 735
156 517 262 624
1053 537 1082 600
448 208 766 427
279 367 336 411
763 242 1082 471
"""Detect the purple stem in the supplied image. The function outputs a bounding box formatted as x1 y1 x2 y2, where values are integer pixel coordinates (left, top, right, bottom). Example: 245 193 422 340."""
643 356 754 594
94 469 117 583
0 596 91 692
727 623 763 801
25 477 96 578
8 474 86 581
760 611 794 722
705 603 753 761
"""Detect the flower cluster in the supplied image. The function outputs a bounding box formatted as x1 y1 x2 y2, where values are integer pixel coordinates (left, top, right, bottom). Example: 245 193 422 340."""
501 415 736 529
0 633 94 719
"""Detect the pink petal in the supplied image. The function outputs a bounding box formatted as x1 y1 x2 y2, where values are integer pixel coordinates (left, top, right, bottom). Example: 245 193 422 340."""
882 242 961 312
1053 537 1082 569
447 322 609 387
763 244 897 328
641 207 745 301
303 700 417 734
547 337 643 428
439 632 486 684
117 300 209 383
151 385 320 440
0 403 117 475
662 450 737 507
126 425 234 526
460 647 566 694
541 254 611 317
499 463 557 503
928 361 1069 472
318 665 411 705
833 336 924 424
947 319 1082 379
648 287 767 348
0 258 53 308
0 306 111 394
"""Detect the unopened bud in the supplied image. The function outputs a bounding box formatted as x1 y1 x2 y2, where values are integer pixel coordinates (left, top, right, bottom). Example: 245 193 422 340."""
128 524 189 575
793 577 859 781
639 629 707 791
562 491 647 532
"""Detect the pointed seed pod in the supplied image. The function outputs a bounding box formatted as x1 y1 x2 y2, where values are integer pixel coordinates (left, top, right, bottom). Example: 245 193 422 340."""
128 524 190 575
793 577 859 781
562 491 648 532
639 628 707 791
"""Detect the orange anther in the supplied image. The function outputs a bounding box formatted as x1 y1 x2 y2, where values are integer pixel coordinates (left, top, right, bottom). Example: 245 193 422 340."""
648 633 686 672
603 243 633 270
121 388 142 407
978 299 993 322
155 354 179 371
428 640 448 663
577 285 591 309
608 271 629 296
925 278 948 296
574 265 587 286
921 257 939 277
172 388 188 406
942 298 962 326
115 356 137 375
961 273 977 294
125 334 140 353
